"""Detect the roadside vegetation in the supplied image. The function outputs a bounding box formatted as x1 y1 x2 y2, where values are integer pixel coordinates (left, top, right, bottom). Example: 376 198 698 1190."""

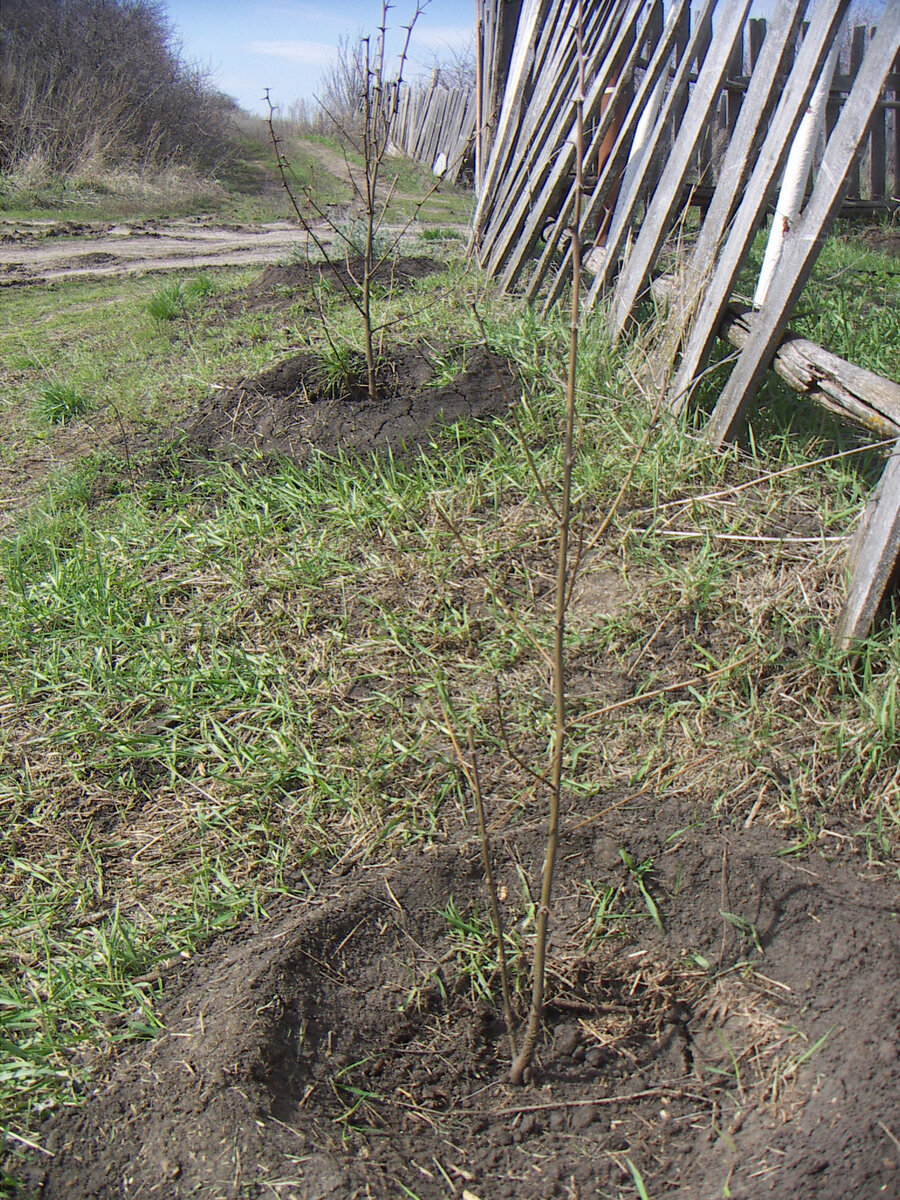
1 0 230 203
1 196 899 1185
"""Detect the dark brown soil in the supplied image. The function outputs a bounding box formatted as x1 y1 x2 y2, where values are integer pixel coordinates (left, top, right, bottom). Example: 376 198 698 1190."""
21 793 900 1200
183 343 514 463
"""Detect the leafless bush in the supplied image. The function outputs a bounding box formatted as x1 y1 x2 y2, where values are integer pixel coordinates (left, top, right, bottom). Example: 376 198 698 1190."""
316 32 371 137
284 98 330 137
422 42 476 91
0 0 234 177
268 2 441 402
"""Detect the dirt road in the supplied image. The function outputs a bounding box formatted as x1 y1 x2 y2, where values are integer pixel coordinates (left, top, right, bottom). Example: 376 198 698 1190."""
0 217 316 285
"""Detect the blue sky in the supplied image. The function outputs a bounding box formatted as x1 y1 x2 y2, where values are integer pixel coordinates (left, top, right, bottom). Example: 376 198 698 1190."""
167 0 887 116
166 1 475 114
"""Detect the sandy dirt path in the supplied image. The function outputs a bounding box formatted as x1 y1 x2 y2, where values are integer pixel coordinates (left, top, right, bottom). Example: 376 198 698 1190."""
0 217 321 285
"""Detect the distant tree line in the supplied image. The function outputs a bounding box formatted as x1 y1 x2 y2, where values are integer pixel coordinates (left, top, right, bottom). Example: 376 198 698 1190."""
286 33 475 138
0 0 234 176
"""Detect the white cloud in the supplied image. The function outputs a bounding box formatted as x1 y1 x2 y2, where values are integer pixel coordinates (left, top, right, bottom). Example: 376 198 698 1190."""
249 40 335 66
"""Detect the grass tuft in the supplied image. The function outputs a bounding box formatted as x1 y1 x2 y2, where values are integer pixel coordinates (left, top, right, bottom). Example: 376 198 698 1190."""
146 281 186 323
34 382 91 425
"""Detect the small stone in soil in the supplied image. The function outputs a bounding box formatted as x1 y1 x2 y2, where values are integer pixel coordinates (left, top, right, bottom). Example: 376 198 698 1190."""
877 1039 898 1062
571 1103 596 1131
554 1023 581 1057
592 835 622 870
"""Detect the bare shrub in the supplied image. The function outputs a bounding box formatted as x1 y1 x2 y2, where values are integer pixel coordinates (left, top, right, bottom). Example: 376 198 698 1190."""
269 2 442 402
422 42 476 91
317 31 371 138
0 0 234 177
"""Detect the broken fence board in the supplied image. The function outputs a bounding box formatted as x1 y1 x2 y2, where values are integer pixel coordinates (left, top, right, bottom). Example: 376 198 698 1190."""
835 444 900 648
656 278 900 438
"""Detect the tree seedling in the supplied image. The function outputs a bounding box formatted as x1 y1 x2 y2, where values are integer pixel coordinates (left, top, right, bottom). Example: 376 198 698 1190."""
266 1 456 403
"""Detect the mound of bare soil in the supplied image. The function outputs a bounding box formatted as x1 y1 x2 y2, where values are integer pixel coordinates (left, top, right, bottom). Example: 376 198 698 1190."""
184 344 514 463
22 795 900 1200
233 255 441 314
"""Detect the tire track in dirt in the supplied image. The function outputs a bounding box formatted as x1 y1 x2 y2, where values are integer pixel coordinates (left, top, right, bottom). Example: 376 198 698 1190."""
0 218 317 285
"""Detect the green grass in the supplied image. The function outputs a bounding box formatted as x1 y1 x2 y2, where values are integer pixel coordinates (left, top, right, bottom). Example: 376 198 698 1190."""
792 228 900 382
146 280 187 322
419 227 465 242
33 382 92 425
0 267 312 497
729 222 900 384
1 217 899 1185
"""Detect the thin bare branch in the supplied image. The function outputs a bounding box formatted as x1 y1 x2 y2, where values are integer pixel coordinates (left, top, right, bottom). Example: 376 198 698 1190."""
436 694 518 1060
493 680 555 791
510 0 585 1087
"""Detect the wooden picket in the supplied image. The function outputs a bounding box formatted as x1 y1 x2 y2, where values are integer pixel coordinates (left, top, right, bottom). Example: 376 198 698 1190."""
471 0 900 647
669 0 851 414
387 80 476 183
706 10 900 449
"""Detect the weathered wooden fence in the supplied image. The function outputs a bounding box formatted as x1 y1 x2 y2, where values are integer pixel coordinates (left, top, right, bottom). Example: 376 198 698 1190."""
388 79 476 182
472 0 900 648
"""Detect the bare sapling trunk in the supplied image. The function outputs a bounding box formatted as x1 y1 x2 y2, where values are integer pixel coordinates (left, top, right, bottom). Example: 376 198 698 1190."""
508 0 585 1086
444 2 587 1086
361 31 379 401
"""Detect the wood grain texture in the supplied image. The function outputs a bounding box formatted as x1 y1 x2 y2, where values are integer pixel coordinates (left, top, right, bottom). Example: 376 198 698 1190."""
707 6 900 449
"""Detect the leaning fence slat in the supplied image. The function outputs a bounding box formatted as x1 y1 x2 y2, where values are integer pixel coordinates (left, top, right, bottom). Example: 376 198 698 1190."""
607 0 753 339
485 0 638 285
522 0 663 300
749 17 766 71
706 7 900 449
585 0 721 308
667 0 850 415
478 0 620 251
478 0 614 269
847 25 868 199
472 0 547 250
835 445 900 649
870 34 887 198
535 0 689 311
654 274 900 437
475 0 540 226
664 0 808 393
725 23 746 135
